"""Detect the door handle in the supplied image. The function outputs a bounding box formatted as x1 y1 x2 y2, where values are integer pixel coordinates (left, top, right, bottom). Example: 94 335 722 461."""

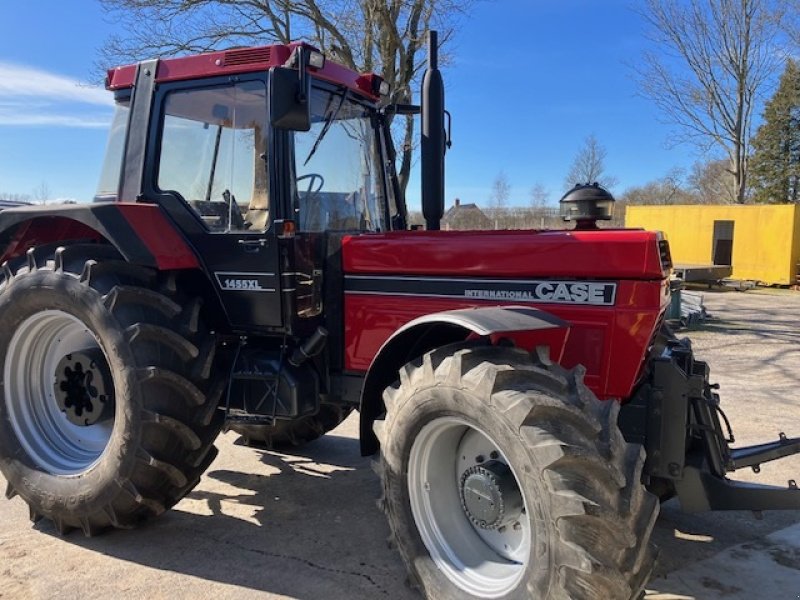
238 238 268 252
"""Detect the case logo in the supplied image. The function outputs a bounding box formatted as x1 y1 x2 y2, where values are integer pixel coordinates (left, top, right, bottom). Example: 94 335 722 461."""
464 281 616 306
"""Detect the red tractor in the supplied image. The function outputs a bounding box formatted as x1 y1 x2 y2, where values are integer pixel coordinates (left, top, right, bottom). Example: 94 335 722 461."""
1 32 798 599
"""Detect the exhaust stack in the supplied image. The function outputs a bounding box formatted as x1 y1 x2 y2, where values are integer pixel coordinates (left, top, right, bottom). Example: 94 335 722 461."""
421 30 445 231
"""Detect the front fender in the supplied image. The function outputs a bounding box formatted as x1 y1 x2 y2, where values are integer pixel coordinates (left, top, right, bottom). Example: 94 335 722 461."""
359 305 570 455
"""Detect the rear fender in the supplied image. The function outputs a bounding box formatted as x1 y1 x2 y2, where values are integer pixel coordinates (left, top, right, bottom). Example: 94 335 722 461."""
0 204 231 331
0 203 198 270
359 306 569 455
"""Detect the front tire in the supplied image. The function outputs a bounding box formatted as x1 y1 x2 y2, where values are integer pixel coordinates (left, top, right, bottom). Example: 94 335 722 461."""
0 246 224 535
375 344 658 600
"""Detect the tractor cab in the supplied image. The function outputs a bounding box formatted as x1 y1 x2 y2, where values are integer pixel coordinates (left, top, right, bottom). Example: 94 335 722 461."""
96 43 401 334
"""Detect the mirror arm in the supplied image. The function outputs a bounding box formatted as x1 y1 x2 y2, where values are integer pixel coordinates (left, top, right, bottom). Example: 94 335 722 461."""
295 47 309 105
383 103 421 116
284 46 310 106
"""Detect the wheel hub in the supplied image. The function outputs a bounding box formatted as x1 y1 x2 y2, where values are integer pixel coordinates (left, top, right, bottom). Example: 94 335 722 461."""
54 349 113 426
459 460 523 530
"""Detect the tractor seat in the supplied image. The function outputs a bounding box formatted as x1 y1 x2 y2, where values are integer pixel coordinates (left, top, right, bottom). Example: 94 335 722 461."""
245 207 269 231
245 186 269 231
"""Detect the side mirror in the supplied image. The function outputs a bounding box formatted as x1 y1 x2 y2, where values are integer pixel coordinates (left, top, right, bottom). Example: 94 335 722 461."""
269 66 311 131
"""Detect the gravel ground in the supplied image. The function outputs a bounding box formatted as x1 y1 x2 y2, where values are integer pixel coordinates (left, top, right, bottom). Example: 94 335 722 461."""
646 287 800 598
1 287 799 599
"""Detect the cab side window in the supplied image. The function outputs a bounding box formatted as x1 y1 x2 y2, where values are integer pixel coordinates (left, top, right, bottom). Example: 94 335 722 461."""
157 81 269 232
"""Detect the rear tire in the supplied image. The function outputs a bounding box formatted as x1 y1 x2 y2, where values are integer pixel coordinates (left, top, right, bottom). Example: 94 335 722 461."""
229 403 352 449
0 245 224 535
375 344 658 600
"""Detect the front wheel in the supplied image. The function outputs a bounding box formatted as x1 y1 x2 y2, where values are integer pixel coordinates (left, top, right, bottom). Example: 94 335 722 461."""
375 344 658 600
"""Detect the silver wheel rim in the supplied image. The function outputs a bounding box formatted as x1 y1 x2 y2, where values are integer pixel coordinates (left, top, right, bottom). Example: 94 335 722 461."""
5 310 114 475
408 417 531 598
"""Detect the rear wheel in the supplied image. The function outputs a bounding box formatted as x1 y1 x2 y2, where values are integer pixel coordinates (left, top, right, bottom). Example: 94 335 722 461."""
375 344 658 599
0 245 224 534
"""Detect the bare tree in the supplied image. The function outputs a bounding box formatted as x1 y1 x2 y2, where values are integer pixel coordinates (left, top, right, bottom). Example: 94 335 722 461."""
636 0 785 203
32 181 51 204
563 134 618 190
529 182 549 209
490 171 511 208
688 159 737 203
619 168 696 205
781 1 800 46
98 0 473 197
0 192 31 203
620 161 735 205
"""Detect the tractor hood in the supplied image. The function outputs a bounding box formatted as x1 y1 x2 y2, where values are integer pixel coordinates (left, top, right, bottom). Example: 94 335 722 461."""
342 229 669 281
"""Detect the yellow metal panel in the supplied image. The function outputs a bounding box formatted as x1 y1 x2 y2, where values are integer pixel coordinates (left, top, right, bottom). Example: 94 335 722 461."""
625 205 799 285
792 208 800 286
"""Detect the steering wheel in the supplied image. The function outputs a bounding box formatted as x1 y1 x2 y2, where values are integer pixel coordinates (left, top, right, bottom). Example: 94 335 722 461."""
297 173 325 198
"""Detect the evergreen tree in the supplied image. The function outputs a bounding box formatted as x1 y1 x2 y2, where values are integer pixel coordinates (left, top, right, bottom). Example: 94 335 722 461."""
750 60 800 203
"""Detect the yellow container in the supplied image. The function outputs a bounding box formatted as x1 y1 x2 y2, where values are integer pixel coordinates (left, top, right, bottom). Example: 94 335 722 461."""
625 205 800 285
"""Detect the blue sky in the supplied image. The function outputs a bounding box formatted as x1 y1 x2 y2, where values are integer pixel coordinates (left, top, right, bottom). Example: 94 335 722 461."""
0 1 745 206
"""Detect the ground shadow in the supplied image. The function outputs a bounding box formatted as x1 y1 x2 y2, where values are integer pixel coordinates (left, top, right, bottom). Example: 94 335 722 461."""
651 499 800 576
646 499 800 597
23 430 800 598
30 432 415 600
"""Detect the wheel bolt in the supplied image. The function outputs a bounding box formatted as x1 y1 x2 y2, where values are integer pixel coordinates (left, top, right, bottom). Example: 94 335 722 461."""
475 455 485 463
498 525 506 533
490 451 499 460
513 521 521 531
424 481 431 492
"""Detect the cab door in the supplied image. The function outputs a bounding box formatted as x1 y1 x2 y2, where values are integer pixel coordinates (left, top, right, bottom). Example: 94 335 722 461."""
147 76 283 331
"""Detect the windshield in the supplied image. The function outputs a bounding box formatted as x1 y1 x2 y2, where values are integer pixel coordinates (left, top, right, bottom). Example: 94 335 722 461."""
293 87 387 231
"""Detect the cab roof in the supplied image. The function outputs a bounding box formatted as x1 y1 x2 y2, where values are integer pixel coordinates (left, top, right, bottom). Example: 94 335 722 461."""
105 42 382 102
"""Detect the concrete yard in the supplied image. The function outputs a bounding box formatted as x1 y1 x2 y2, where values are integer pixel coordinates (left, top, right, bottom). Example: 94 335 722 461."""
645 287 800 598
1 288 800 599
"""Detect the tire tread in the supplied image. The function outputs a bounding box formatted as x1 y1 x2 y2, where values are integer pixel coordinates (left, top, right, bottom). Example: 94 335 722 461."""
0 250 224 534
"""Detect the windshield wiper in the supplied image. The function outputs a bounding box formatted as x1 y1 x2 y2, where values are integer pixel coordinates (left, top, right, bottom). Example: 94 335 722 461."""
303 90 349 166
